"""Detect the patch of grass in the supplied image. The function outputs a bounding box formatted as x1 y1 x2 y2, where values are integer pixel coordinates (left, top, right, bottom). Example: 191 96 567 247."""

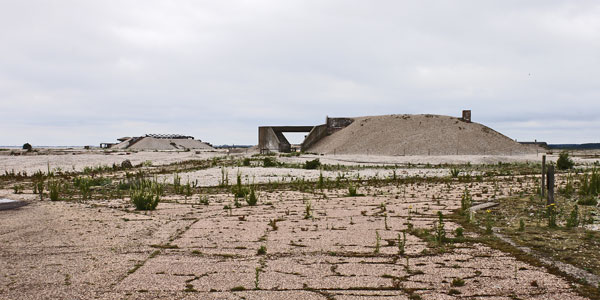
374 230 381 254
577 197 598 206
451 277 465 287
450 168 461 178
150 244 178 249
263 157 278 167
12 184 23 194
242 158 251 166
246 187 258 206
130 179 162 210
48 180 61 201
304 159 321 170
257 245 267 255
448 288 461 295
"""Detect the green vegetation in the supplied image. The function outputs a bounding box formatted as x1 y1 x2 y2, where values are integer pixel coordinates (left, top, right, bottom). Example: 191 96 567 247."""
450 168 460 178
434 211 446 244
557 151 574 170
304 159 321 170
246 187 258 206
374 230 381 254
257 245 267 255
48 180 61 201
130 178 162 210
460 188 472 218
263 157 278 167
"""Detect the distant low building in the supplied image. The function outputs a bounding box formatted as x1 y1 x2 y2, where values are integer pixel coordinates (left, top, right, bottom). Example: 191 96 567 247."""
100 134 213 151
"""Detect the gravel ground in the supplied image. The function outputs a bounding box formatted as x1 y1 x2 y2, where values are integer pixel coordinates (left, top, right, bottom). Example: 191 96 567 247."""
0 175 591 299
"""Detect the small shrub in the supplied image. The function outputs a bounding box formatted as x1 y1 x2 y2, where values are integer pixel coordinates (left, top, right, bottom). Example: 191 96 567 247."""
36 180 45 200
22 143 32 151
451 277 465 287
579 169 600 196
130 180 162 210
566 205 580 228
398 231 406 255
348 185 358 197
450 168 460 178
460 188 472 216
232 172 248 198
434 211 446 244
448 289 461 295
268 219 278 231
577 197 598 206
455 227 464 238
257 245 267 255
254 267 261 290
304 159 321 170
131 189 159 210
317 170 324 189
48 180 61 201
198 196 209 205
519 219 525 231
172 173 181 193
557 151 574 170
263 157 278 167
242 158 251 166
304 200 312 219
13 184 23 194
246 188 258 206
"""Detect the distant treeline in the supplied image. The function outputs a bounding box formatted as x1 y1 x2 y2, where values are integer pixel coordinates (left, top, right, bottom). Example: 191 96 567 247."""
548 143 600 150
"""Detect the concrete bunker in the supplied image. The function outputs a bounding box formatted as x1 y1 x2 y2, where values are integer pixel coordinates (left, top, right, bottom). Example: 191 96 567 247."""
258 117 354 153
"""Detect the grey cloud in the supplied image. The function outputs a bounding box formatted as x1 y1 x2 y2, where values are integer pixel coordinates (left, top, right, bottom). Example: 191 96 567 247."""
1 1 599 145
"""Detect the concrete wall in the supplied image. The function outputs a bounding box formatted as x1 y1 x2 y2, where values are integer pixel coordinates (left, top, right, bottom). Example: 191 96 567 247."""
259 126 314 153
301 124 327 152
258 127 281 152
326 117 354 134
258 118 354 153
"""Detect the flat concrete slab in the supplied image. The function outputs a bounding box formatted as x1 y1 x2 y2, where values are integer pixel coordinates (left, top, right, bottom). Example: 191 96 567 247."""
0 198 28 211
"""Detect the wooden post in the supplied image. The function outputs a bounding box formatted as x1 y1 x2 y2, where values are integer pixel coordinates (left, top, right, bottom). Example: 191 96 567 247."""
547 165 554 206
541 155 546 197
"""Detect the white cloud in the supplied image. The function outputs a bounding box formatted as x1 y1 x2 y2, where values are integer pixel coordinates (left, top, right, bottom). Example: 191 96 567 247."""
1 1 599 145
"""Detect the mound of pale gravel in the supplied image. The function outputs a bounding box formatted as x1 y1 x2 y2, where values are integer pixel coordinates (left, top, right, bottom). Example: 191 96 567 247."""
113 137 213 150
307 114 540 156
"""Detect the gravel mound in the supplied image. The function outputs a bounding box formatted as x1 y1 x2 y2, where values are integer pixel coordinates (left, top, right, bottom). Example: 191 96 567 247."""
113 137 213 151
307 114 539 155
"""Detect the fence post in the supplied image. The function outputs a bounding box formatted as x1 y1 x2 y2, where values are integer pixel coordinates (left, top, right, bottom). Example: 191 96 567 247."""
547 164 554 206
541 155 546 197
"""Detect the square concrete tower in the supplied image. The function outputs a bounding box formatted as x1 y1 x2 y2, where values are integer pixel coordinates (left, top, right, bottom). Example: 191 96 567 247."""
462 110 471 123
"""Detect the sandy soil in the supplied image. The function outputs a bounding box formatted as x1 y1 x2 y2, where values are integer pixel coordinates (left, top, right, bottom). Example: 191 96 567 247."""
0 150 226 174
3 149 598 177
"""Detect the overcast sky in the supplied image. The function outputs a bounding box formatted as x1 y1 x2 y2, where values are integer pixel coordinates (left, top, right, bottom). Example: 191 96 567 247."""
1 1 599 146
